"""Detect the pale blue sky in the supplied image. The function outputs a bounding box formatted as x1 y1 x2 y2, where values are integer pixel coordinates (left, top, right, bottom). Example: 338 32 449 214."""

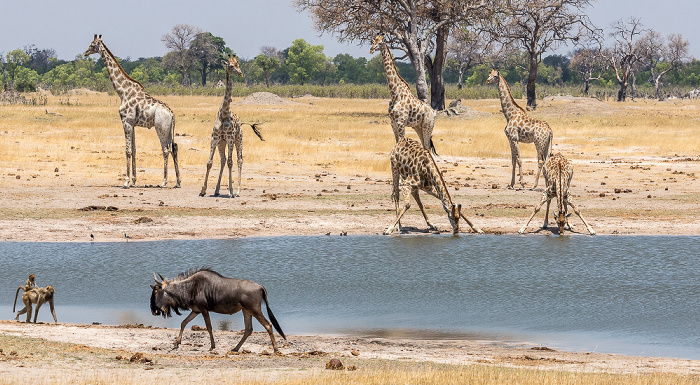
1 0 697 61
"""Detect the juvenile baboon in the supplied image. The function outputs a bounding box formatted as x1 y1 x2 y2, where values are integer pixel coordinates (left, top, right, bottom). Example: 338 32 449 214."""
13 274 38 312
14 286 57 323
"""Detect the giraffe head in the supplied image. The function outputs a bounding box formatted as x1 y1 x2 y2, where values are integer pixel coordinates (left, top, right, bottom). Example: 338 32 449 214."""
485 68 499 84
222 54 243 78
369 35 384 54
449 204 462 235
84 34 103 57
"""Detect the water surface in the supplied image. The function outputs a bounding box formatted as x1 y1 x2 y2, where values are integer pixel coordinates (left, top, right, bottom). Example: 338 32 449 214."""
1 235 698 359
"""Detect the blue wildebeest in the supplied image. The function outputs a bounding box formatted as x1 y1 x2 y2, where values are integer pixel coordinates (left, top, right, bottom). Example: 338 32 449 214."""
150 268 286 352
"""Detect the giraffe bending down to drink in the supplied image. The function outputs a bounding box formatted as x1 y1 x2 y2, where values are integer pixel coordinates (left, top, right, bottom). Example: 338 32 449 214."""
486 69 552 189
200 54 264 198
84 35 180 188
384 138 483 235
370 35 437 155
518 153 595 235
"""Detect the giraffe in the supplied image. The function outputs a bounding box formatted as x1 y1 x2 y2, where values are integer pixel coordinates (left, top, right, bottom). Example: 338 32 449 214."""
200 54 264 198
384 137 483 235
486 68 552 189
518 153 595 235
370 35 437 155
84 35 180 188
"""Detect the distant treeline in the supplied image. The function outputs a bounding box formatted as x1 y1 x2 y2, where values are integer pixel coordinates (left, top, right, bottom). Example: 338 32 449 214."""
2 38 700 99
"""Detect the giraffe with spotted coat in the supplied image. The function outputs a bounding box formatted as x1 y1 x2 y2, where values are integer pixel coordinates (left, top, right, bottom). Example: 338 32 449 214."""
519 153 595 235
384 137 483 235
370 35 437 155
486 68 553 189
84 35 180 188
200 54 263 198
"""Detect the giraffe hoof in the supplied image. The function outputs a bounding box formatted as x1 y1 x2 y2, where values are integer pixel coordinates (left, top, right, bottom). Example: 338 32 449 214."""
199 192 206 197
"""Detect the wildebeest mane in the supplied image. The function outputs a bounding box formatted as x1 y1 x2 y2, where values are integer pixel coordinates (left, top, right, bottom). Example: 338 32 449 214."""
172 266 222 282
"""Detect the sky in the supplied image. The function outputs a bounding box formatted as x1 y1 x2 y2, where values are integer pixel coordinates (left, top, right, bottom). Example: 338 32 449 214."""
1 0 699 62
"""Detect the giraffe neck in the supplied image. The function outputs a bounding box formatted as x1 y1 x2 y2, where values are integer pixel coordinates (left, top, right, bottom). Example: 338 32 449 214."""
427 153 454 210
97 42 143 100
497 73 524 121
219 70 233 117
380 41 412 100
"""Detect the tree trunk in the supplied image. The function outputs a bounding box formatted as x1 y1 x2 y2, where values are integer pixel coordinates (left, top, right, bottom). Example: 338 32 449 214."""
412 59 430 103
583 78 590 96
201 64 207 86
457 68 465 90
617 80 627 102
629 72 636 100
526 55 538 110
427 26 449 111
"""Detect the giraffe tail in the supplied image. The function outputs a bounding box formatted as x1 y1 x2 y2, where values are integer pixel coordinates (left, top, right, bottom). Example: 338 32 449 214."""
171 142 178 158
243 123 264 141
429 137 438 156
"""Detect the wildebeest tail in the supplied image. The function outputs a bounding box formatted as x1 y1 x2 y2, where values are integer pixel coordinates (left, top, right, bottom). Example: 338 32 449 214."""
261 287 286 340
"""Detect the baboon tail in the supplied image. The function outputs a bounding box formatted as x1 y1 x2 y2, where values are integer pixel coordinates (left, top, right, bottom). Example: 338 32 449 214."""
13 286 22 313
261 287 286 340
244 123 264 141
429 137 438 156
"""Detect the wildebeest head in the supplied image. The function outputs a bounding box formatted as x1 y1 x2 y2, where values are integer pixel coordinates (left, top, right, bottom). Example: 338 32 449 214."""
150 273 181 318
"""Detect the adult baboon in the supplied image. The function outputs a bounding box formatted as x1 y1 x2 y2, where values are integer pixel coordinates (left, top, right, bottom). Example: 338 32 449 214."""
13 274 38 312
14 286 57 323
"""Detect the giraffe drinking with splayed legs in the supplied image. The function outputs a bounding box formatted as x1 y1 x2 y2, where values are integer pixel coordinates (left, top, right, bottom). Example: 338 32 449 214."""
519 153 595 235
200 54 264 198
486 69 552 190
384 137 483 235
84 35 180 188
370 35 437 155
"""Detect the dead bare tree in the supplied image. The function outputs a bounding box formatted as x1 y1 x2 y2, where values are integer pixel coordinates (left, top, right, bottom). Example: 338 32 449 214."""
295 0 492 110
482 0 596 110
606 18 645 102
447 28 494 89
162 24 201 86
638 31 690 100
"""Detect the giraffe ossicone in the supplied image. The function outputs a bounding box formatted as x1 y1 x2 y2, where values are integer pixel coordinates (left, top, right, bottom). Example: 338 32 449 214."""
84 35 180 188
518 153 595 235
384 137 483 235
486 68 552 189
370 35 437 155
200 54 264 198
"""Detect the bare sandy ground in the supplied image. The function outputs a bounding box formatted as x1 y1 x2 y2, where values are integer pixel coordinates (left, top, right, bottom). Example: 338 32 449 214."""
0 321 698 383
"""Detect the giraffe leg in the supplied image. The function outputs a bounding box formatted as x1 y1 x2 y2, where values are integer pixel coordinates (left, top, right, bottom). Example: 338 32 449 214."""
518 192 550 234
508 139 521 189
122 122 135 188
542 197 552 229
567 197 596 235
412 190 436 231
200 136 219 196
226 139 235 198
214 141 227 196
385 184 412 235
234 130 243 197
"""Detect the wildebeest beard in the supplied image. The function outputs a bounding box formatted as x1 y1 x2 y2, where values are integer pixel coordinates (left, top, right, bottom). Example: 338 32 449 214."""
150 286 182 318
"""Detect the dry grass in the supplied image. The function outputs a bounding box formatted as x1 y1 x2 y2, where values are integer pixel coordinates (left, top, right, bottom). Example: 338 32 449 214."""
2 92 700 187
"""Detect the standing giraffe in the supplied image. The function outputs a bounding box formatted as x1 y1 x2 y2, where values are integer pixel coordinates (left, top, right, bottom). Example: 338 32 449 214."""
200 54 264 198
486 68 552 189
384 137 483 235
370 35 437 155
519 153 595 235
84 35 180 188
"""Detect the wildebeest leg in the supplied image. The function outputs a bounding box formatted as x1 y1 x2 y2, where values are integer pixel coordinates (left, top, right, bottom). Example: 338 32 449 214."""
232 311 253 352
252 310 278 353
174 311 199 349
201 310 216 350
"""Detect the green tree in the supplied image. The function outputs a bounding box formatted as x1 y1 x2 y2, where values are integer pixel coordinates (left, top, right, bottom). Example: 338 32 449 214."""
253 54 280 87
190 32 221 86
333 54 368 84
5 49 30 89
14 66 39 92
285 39 326 85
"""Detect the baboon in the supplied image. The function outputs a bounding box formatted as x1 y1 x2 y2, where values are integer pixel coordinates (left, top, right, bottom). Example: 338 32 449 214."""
13 274 38 312
14 286 57 323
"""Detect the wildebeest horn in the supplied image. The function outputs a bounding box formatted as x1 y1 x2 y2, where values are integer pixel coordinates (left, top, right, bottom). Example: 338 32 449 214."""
153 273 160 283
158 273 165 281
